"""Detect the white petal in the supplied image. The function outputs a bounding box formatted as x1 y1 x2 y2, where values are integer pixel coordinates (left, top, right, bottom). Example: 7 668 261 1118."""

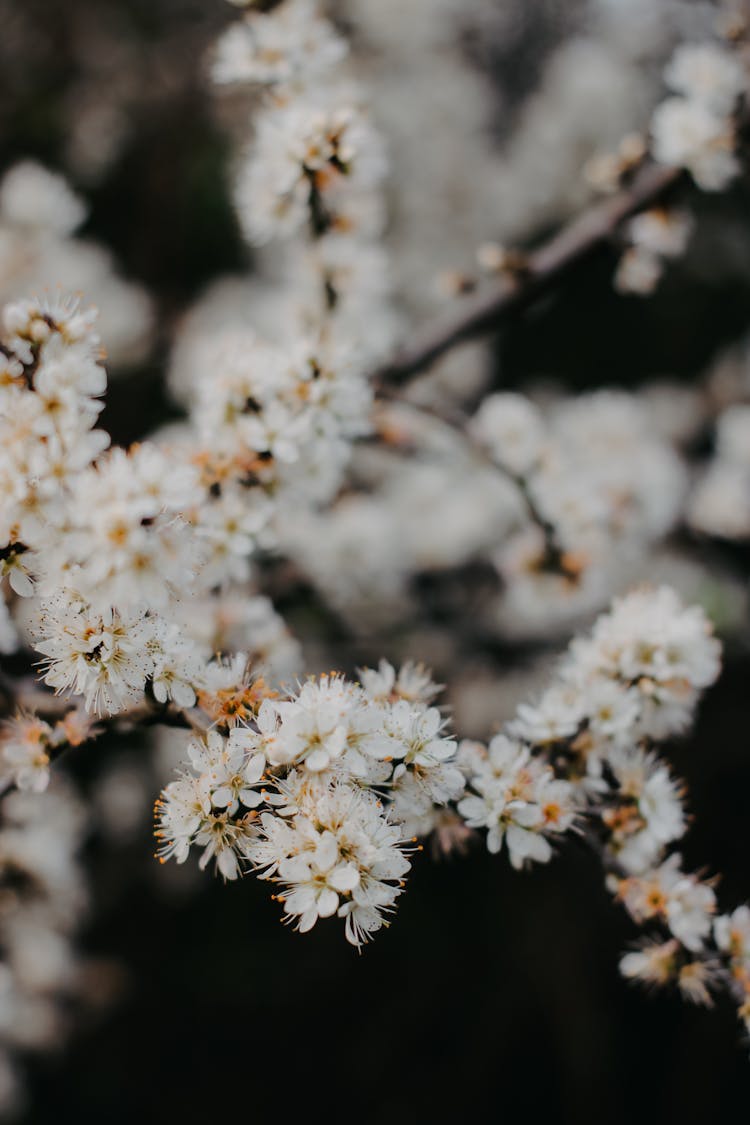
306 749 330 772
329 862 360 893
317 889 339 918
217 848 239 880
244 752 265 784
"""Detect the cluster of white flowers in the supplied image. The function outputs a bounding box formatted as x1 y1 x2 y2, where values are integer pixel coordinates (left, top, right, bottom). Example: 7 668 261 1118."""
559 585 721 749
155 661 462 944
168 321 374 514
0 301 194 716
277 399 522 629
152 584 727 959
0 709 96 795
196 0 395 478
532 587 750 1014
448 583 745 1014
2 0 749 1075
0 162 153 369
0 289 309 722
472 390 688 636
615 855 716 952
457 736 577 868
0 781 89 1117
651 40 748 190
688 403 750 540
457 587 718 878
615 207 693 295
0 295 106 657
274 385 700 641
154 0 399 611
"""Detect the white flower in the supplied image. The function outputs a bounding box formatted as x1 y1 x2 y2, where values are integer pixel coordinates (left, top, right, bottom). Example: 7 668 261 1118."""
212 0 347 89
510 687 584 745
188 729 267 815
277 831 361 930
584 679 642 747
148 621 201 709
651 96 738 190
1 716 53 793
234 98 386 245
470 393 545 477
154 775 212 865
271 674 369 772
627 209 693 260
614 247 663 296
606 748 686 874
248 780 410 945
620 938 679 987
358 660 441 706
616 854 716 951
665 43 747 116
34 593 155 715
457 735 576 868
0 161 86 235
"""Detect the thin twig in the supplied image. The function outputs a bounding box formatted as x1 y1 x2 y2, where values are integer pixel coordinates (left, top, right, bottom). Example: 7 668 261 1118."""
376 388 578 579
373 161 683 387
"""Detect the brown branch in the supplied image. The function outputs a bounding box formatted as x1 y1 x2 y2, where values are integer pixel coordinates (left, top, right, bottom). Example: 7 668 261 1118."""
373 160 683 387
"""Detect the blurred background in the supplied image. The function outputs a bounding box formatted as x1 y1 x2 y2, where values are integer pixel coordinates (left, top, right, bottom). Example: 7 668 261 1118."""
2 0 750 1120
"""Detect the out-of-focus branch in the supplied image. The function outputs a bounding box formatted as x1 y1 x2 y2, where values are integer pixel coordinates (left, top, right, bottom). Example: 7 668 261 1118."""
375 389 579 580
0 675 200 799
373 160 683 387
1 676 197 732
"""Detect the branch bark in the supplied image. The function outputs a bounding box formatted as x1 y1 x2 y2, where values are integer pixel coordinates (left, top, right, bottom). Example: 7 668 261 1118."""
373 161 683 387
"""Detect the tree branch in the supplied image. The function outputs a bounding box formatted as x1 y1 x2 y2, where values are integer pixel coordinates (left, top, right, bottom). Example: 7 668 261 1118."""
0 678 199 800
376 388 580 580
374 160 683 387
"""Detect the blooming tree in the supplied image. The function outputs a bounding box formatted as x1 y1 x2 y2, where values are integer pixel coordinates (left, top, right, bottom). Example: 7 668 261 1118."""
2 0 750 1112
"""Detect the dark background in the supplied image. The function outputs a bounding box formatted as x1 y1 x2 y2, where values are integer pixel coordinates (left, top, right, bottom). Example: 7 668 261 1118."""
2 0 750 1120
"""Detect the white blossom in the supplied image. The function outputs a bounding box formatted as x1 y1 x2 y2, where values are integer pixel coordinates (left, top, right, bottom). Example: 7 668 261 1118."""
651 96 738 190
615 854 716 952
665 43 748 115
458 735 576 868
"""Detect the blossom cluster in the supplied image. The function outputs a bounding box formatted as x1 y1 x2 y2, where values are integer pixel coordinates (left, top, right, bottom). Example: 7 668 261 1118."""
456 587 719 875
155 661 462 944
272 383 701 640
0 709 97 795
0 300 194 717
150 0 398 640
1 0 750 1089
472 392 688 631
451 584 750 1020
154 585 728 958
651 41 748 191
614 207 693 296
0 292 306 724
172 0 397 512
611 33 749 294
